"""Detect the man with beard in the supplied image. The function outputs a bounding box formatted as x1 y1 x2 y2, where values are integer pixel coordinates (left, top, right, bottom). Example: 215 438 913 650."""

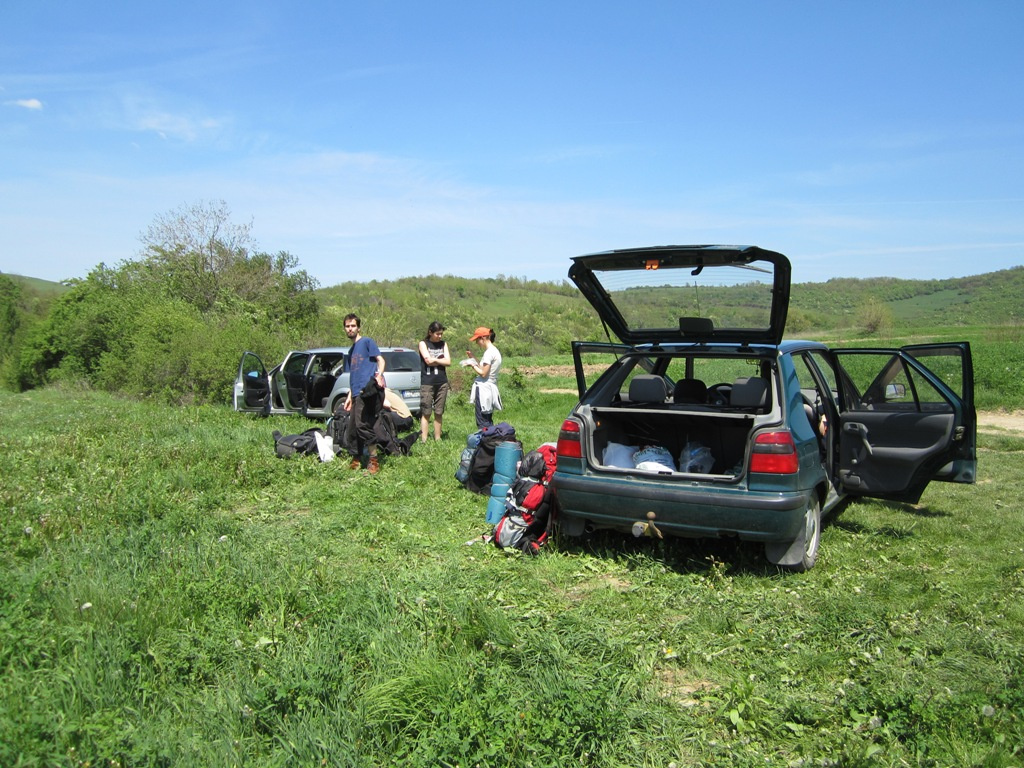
342 314 386 474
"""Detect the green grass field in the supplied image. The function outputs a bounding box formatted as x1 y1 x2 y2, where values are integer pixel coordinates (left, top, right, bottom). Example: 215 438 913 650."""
2 379 1022 766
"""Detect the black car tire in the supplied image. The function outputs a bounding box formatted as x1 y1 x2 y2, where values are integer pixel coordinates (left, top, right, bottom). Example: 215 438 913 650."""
766 495 821 572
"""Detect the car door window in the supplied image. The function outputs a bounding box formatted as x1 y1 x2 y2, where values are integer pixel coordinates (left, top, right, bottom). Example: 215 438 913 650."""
805 350 839 411
901 343 972 406
837 352 952 414
283 354 309 376
791 353 830 437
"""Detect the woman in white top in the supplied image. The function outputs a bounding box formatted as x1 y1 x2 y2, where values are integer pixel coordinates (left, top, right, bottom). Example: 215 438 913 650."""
465 326 503 429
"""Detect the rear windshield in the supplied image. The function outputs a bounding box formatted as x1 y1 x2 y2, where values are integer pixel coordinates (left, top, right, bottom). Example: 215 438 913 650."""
383 350 420 372
590 260 778 333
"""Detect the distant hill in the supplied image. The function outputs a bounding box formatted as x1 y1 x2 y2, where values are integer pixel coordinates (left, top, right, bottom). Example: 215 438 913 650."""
3 272 73 298
306 266 1024 355
788 266 1024 331
7 265 1021 350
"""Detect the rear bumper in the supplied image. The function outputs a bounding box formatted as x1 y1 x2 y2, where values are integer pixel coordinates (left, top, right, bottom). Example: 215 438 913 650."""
552 472 810 542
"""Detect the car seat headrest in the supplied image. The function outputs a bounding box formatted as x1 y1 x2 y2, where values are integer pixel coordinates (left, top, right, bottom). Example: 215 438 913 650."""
731 377 768 408
628 375 668 404
673 378 708 404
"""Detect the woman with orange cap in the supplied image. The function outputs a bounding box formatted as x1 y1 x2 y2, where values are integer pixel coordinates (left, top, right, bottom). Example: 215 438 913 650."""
465 326 503 429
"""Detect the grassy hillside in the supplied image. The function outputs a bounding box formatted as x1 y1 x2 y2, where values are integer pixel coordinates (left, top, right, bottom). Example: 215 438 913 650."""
11 265 1023 342
2 272 72 298
315 274 599 357
313 267 1024 344
309 269 1024 412
789 266 1024 329
8 266 1022 410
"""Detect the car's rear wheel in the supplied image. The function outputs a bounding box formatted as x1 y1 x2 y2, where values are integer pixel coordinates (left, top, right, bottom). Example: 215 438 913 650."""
765 496 821 572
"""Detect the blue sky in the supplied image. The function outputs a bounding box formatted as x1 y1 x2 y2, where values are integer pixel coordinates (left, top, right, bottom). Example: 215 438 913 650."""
2 1 1023 287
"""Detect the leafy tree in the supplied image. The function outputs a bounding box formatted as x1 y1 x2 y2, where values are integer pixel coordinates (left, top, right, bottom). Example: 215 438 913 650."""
0 273 23 354
139 200 255 312
0 274 26 388
12 202 321 403
138 200 320 327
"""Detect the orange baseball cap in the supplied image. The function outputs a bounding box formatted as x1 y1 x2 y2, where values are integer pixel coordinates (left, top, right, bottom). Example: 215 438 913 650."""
469 327 492 341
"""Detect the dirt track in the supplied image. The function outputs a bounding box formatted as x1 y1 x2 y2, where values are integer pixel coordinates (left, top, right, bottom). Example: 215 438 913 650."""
978 411 1024 435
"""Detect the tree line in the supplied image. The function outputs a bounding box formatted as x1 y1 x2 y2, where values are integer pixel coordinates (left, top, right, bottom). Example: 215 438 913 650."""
2 202 1020 407
1 202 322 405
0 201 605 406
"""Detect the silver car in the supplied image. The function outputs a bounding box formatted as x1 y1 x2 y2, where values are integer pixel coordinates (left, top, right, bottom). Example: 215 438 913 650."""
233 346 422 418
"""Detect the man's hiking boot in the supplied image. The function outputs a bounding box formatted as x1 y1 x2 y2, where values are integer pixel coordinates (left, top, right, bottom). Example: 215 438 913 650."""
349 457 361 471
368 456 380 475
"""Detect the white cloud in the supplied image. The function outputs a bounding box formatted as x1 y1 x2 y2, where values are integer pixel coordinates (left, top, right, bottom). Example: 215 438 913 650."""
9 98 43 110
134 110 209 141
111 90 226 142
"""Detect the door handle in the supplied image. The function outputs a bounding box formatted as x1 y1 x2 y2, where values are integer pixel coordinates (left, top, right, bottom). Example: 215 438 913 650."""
843 421 873 459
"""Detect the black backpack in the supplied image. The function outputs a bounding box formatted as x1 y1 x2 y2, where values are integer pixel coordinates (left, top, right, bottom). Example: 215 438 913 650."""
327 411 353 453
272 429 324 458
466 432 519 495
373 408 417 456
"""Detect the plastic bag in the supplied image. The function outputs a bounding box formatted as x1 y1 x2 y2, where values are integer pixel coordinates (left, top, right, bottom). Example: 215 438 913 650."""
633 445 677 472
680 441 714 473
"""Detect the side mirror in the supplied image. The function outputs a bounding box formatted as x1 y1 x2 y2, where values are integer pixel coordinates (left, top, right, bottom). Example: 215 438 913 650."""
884 383 907 400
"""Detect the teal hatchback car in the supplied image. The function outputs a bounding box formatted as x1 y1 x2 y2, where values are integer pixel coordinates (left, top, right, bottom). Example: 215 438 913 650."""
552 245 976 571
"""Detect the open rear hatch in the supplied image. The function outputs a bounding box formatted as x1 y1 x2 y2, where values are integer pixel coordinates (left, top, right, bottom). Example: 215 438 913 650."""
568 245 791 346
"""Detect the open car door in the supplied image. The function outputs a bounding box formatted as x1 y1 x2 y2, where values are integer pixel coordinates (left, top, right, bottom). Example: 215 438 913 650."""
277 351 311 412
234 351 271 413
832 343 976 503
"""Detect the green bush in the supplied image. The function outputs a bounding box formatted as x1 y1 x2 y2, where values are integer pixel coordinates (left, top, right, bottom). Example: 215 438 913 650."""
11 222 321 404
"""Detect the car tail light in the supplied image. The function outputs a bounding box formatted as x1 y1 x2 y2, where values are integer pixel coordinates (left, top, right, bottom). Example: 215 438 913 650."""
750 430 799 474
557 419 582 459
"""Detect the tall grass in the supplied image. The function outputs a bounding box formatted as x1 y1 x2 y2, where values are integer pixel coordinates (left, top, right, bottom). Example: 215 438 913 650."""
2 383 1022 766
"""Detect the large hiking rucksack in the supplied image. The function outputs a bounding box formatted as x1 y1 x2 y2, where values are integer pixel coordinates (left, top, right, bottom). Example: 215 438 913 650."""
455 430 484 485
373 406 418 456
493 448 554 554
465 423 518 495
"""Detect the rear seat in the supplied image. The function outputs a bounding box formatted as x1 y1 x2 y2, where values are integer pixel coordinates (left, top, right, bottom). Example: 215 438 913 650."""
730 377 768 412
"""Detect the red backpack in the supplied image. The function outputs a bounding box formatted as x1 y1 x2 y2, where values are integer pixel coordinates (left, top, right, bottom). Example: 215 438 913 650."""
493 446 556 554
